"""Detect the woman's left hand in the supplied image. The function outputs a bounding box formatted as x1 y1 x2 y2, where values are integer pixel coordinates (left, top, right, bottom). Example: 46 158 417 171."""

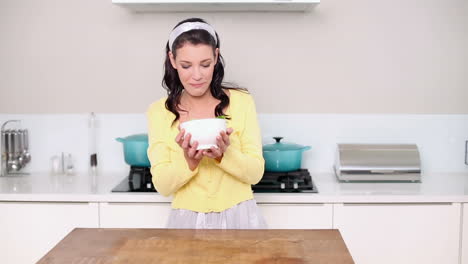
203 128 234 161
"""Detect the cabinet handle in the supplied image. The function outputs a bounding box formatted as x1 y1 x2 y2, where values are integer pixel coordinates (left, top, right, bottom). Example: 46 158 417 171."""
342 202 453 206
104 202 170 205
259 203 326 206
2 201 93 205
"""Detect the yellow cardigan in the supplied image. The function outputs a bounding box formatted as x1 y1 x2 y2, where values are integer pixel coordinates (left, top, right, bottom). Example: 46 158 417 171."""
146 90 265 213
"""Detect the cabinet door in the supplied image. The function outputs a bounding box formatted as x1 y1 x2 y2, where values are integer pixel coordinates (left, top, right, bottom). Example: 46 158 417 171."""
461 203 468 264
334 203 460 264
0 202 99 264
100 202 171 228
258 203 333 229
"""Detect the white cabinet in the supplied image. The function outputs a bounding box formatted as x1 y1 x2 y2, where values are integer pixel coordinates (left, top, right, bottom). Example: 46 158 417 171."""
258 203 333 229
334 203 461 264
461 203 468 264
100 202 171 228
1 199 464 264
0 202 99 264
100 202 332 229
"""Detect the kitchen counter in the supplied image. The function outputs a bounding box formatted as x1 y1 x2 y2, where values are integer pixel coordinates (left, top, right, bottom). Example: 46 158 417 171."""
2 172 468 203
37 228 354 264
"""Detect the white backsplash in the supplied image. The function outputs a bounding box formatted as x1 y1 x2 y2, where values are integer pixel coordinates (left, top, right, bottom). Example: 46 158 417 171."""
1 113 467 174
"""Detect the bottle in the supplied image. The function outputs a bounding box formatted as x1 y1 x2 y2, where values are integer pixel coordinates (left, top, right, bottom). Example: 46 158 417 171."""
88 112 98 176
66 153 74 176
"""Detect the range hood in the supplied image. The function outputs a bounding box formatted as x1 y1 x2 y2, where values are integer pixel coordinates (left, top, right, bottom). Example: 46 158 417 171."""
112 0 320 12
334 143 422 182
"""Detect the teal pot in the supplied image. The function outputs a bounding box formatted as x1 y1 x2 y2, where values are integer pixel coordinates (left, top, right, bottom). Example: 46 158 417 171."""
116 134 151 167
263 137 312 172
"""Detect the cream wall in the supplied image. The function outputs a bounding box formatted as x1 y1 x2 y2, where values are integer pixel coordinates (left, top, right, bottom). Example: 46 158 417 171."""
0 0 467 114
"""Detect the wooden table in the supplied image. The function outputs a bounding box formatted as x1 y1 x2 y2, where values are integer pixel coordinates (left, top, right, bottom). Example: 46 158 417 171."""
38 228 354 264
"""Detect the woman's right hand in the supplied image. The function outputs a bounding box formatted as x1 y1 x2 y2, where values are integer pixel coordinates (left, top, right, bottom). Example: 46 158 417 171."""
175 128 204 171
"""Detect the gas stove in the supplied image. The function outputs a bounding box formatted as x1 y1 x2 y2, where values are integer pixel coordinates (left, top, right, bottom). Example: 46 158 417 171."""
112 166 156 192
111 167 317 193
252 169 318 193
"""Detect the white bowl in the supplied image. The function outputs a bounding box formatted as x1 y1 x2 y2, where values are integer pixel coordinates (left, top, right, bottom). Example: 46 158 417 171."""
180 118 227 150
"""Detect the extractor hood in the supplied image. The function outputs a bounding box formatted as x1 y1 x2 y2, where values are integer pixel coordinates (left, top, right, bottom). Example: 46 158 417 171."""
112 0 320 12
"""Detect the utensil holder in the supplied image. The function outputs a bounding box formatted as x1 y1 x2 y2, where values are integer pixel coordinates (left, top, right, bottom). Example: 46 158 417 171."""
1 120 31 176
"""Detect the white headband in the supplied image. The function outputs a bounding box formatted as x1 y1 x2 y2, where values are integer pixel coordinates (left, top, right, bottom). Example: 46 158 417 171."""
168 22 218 51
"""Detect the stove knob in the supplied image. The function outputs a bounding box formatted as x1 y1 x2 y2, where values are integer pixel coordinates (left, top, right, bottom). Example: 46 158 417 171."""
293 182 298 189
280 183 285 189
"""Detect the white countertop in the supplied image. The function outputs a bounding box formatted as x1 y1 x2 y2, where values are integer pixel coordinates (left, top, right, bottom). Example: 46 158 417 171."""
1 171 468 203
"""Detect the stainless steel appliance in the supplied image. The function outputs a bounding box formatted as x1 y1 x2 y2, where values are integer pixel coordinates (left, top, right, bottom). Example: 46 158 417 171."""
334 143 421 182
111 167 318 193
1 120 31 176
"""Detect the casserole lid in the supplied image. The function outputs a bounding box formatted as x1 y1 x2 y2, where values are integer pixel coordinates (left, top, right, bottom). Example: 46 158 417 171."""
263 137 311 152
116 133 148 143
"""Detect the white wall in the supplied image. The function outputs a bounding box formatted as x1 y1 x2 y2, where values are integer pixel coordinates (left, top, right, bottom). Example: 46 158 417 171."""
1 113 467 174
1 0 467 114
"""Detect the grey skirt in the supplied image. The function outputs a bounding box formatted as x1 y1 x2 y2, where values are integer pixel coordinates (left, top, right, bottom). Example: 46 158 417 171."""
166 199 267 229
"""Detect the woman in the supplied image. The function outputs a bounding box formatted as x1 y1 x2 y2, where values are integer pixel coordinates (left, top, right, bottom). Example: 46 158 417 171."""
146 18 266 229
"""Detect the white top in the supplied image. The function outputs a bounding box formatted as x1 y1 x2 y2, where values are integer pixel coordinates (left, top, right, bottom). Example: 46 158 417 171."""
1 172 468 203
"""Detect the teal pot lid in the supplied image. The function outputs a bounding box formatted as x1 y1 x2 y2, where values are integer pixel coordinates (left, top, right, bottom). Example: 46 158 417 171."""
116 133 148 142
263 137 311 152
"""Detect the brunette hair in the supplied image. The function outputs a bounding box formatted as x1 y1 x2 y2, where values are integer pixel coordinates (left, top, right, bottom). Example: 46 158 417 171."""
162 18 247 125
